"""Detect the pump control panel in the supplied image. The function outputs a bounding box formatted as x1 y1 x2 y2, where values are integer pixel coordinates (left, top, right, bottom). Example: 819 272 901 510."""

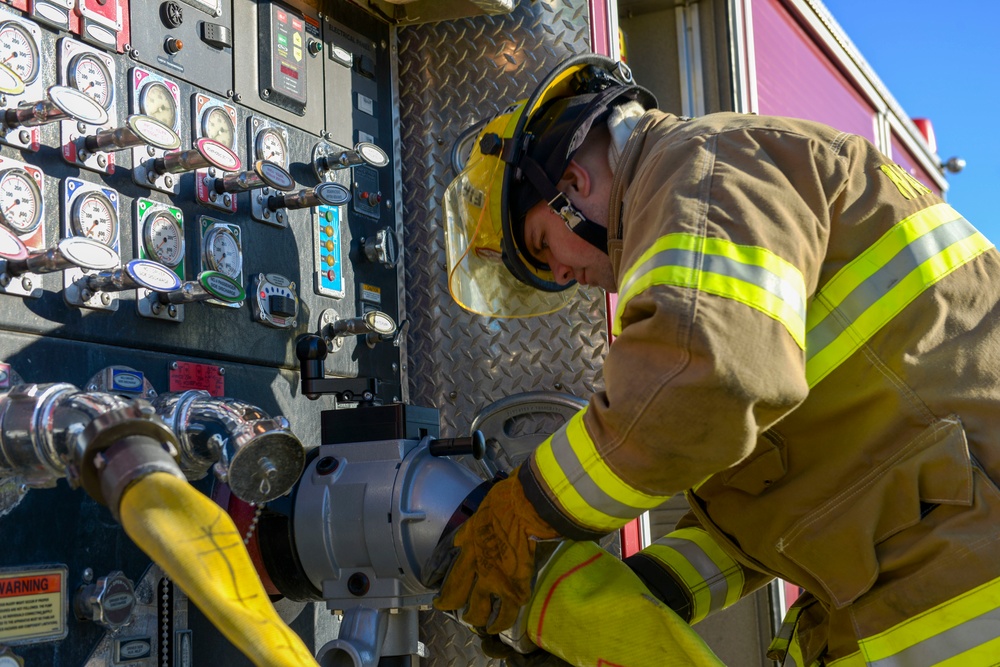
0 0 403 663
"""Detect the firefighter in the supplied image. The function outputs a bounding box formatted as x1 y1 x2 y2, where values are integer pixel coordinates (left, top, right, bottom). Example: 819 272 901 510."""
431 52 1000 666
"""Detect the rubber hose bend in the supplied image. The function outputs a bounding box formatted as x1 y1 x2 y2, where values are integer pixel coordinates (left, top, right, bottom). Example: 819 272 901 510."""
118 471 318 667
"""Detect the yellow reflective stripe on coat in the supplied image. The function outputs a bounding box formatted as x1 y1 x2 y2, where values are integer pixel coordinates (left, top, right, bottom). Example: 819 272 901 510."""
857 575 1000 666
613 233 807 343
806 204 992 386
533 408 673 533
642 527 744 624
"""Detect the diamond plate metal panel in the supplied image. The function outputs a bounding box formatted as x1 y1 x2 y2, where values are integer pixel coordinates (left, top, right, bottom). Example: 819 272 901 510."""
398 0 605 443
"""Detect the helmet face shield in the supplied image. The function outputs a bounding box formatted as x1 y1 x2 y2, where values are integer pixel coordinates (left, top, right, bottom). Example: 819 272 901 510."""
443 55 654 318
444 126 578 318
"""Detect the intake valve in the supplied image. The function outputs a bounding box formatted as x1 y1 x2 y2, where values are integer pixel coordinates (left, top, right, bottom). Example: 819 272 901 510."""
1 85 110 146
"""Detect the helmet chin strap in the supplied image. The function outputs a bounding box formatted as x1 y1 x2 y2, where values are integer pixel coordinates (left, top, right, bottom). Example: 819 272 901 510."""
520 158 608 255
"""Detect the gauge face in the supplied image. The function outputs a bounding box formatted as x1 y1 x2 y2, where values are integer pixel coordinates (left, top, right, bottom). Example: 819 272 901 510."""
0 168 42 235
0 22 39 85
204 226 241 278
255 128 288 167
68 52 113 110
143 212 184 267
139 81 177 128
71 191 118 247
202 106 235 148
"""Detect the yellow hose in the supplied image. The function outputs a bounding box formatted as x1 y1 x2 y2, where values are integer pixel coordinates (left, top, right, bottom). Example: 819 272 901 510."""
118 472 319 667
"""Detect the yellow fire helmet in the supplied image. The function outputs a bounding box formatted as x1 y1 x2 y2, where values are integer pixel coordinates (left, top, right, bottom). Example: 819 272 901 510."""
443 54 656 318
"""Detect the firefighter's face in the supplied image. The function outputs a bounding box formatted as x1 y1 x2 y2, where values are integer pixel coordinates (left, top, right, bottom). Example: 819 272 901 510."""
521 156 615 291
523 199 615 292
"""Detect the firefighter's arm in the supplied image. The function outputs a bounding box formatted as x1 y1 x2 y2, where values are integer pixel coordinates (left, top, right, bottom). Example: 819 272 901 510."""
520 125 844 540
624 516 773 625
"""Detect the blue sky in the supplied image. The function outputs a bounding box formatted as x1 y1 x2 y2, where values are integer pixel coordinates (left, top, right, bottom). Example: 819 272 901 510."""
822 1 1000 241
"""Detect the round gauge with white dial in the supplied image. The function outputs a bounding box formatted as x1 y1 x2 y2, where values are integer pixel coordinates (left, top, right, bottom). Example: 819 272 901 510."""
139 81 177 129
143 212 184 267
203 226 241 279
0 21 39 85
255 127 288 167
0 168 42 235
202 106 235 149
71 191 118 246
68 52 113 110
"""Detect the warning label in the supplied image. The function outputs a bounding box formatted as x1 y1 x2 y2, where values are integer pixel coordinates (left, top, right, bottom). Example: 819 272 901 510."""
0 568 66 644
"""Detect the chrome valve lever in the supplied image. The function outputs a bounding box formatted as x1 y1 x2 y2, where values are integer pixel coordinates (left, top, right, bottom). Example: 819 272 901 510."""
2 85 108 130
0 233 120 278
211 160 295 195
81 114 180 155
150 137 242 176
157 271 245 306
266 181 351 212
314 141 389 173
83 259 181 298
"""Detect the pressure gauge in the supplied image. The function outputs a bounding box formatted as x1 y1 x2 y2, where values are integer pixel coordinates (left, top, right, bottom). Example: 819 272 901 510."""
255 127 288 167
71 191 118 246
139 81 177 129
143 212 184 267
68 52 113 110
0 21 39 85
204 226 241 279
0 168 42 235
202 106 235 149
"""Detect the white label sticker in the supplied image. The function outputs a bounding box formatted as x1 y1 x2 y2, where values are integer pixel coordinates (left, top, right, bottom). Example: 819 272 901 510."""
198 139 241 172
0 228 27 260
132 116 179 149
130 260 180 291
360 283 381 304
357 93 373 116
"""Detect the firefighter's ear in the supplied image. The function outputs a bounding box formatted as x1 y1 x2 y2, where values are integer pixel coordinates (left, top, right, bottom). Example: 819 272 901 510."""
557 159 592 199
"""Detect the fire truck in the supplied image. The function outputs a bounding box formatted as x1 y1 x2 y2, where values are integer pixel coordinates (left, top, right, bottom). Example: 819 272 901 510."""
0 0 954 665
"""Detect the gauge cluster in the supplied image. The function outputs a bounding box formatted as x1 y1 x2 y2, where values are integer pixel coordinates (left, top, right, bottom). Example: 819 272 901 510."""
0 0 400 384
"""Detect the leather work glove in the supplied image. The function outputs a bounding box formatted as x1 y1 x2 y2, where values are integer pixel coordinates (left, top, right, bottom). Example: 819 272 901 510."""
430 468 560 633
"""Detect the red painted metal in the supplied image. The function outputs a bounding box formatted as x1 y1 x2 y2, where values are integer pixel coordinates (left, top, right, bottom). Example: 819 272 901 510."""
589 0 611 57
752 0 877 141
911 118 937 154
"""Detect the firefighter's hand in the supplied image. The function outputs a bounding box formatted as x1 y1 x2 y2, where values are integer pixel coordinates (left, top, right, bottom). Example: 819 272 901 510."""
431 469 560 633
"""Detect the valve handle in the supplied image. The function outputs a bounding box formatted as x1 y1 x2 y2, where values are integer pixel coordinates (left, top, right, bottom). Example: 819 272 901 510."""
428 431 486 460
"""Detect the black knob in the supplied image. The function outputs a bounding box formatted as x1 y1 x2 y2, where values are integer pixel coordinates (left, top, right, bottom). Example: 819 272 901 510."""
161 1 183 27
427 431 486 460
